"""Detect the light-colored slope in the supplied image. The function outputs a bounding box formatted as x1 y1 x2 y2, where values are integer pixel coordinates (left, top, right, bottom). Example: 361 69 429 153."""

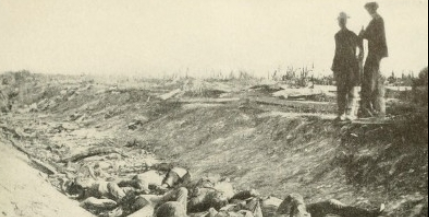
0 140 94 217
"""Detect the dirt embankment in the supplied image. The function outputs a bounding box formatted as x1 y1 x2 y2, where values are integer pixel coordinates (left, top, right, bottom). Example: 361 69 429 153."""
0 138 94 217
0 72 427 217
126 103 428 217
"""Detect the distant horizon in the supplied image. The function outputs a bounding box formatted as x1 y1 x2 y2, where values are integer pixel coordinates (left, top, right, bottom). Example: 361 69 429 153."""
1 66 424 81
1 0 428 78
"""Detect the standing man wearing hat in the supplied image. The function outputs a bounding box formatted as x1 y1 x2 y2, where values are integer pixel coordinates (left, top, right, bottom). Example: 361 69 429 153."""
332 12 364 122
359 2 389 117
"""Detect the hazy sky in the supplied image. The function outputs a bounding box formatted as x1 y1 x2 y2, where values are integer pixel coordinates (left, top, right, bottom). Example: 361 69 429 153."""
0 0 428 77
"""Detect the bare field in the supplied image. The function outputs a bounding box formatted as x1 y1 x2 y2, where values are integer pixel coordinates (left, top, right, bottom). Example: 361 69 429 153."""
0 72 427 217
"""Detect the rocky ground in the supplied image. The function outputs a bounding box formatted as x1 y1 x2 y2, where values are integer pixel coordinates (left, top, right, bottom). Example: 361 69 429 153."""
0 71 427 216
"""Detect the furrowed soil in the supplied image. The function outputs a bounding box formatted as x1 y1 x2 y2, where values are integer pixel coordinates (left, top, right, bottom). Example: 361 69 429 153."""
0 72 427 217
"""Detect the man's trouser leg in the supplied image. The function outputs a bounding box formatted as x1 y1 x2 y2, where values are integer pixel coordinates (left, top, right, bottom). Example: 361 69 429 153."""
161 187 188 213
131 175 150 194
345 85 357 117
163 172 181 188
81 197 118 209
373 74 386 116
188 188 216 212
344 66 358 118
336 73 347 117
362 55 381 116
175 188 188 212
156 202 187 217
361 59 376 116
366 56 386 117
107 182 126 201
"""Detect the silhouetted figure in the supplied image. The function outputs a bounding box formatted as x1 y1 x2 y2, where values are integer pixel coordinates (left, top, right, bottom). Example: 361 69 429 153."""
332 12 364 121
359 2 389 117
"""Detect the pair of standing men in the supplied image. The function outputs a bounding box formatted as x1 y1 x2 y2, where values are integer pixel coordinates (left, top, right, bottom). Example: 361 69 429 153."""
332 2 388 121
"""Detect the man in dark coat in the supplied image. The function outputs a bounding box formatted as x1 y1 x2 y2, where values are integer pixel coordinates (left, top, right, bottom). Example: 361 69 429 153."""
359 2 389 117
332 12 364 121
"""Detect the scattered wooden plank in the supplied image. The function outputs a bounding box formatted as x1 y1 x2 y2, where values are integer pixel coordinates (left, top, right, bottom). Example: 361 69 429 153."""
253 97 333 107
255 98 295 107
287 93 325 100
351 117 396 125
177 96 333 107
257 111 336 120
30 158 58 175
177 98 240 104
272 88 326 98
250 84 284 93
59 147 122 163
283 100 332 105
159 89 183 100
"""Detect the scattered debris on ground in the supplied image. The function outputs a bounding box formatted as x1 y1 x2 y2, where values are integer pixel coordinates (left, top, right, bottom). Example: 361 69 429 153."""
0 71 427 217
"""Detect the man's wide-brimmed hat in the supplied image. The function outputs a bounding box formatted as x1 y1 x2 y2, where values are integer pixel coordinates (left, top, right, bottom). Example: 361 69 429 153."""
365 2 379 10
337 12 350 20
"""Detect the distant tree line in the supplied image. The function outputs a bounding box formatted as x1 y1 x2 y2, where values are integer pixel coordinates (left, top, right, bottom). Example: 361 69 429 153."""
387 70 424 86
268 66 428 87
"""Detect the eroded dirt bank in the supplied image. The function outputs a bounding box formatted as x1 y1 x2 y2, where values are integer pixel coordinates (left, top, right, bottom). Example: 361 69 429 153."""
0 139 94 217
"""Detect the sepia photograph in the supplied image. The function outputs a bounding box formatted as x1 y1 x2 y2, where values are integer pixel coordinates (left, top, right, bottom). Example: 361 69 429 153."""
0 0 428 216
